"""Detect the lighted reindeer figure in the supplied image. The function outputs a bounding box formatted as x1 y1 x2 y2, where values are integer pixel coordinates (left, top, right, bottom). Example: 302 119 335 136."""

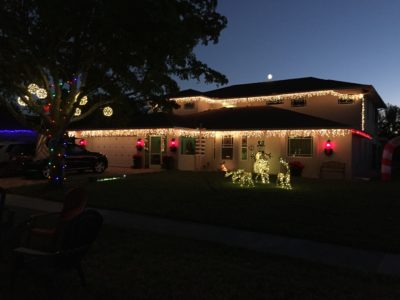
253 151 272 184
225 169 254 188
276 157 292 189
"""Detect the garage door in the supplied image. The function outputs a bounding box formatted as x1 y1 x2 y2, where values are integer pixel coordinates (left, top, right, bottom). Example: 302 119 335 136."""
85 136 136 167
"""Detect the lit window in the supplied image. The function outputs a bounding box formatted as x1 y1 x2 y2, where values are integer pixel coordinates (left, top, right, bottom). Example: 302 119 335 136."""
222 135 233 160
180 137 196 155
291 98 306 107
288 137 313 157
241 136 248 160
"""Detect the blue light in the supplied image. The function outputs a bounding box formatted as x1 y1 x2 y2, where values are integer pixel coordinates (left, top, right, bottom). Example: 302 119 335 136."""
0 129 36 134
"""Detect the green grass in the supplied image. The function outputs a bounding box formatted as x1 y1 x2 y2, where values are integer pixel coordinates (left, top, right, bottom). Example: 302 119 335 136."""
2 224 400 299
8 171 400 252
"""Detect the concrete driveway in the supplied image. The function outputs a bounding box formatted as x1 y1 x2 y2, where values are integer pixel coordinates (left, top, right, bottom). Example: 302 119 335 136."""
0 166 161 189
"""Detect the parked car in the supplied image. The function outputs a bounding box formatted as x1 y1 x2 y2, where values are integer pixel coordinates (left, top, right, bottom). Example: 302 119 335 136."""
0 141 36 177
26 143 108 178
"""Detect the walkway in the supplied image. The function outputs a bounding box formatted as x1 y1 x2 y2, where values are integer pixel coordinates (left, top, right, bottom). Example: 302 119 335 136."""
6 193 400 277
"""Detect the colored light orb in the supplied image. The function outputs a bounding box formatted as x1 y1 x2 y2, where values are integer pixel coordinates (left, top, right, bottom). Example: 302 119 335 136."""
136 138 145 147
43 104 51 112
324 140 333 156
103 106 113 117
79 139 87 146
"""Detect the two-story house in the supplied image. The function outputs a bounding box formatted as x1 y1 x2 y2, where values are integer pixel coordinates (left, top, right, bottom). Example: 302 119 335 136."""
69 77 385 179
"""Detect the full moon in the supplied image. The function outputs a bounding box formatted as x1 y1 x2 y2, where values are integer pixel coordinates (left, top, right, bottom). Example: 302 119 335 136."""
267 74 273 80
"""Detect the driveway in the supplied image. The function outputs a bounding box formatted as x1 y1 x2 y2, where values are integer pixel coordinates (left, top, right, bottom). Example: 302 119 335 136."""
0 166 161 189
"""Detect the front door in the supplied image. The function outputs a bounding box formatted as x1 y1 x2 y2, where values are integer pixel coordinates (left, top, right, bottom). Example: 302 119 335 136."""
149 136 162 168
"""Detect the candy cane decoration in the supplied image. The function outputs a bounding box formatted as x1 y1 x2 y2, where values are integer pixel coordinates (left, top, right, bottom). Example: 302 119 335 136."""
381 136 400 181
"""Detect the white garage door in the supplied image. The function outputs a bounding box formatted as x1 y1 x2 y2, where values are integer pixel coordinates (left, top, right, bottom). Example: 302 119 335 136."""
85 136 137 167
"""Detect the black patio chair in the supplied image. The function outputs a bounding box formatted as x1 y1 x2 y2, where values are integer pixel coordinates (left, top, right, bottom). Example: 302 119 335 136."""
12 209 103 289
21 187 88 251
0 186 15 255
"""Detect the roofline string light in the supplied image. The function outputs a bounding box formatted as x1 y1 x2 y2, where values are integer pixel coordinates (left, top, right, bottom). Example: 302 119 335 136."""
171 90 364 104
68 128 371 139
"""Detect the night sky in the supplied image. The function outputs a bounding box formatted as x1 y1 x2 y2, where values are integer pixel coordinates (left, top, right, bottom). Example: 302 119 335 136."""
179 0 400 106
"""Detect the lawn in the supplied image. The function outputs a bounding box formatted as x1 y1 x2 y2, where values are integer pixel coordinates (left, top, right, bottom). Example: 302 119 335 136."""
2 224 400 299
8 171 400 253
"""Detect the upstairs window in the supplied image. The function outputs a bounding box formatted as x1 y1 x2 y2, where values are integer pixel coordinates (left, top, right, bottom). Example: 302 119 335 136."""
338 98 355 104
291 98 307 107
266 99 284 105
288 137 313 157
222 135 233 160
183 102 195 109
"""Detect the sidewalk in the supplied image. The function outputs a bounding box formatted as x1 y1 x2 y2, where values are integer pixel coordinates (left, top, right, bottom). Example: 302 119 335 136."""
6 193 400 277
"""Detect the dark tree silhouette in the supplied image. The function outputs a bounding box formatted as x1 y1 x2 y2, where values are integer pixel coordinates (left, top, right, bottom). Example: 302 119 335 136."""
378 104 400 139
0 0 227 185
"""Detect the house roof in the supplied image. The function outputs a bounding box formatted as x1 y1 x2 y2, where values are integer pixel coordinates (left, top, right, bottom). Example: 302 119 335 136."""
70 106 349 131
176 106 350 130
173 77 386 108
69 112 182 130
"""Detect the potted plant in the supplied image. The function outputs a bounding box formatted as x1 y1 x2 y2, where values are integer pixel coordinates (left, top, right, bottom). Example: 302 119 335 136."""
132 154 143 169
289 161 304 176
162 155 174 170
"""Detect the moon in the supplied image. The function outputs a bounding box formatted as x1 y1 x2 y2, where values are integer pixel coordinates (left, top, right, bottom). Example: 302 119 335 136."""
267 74 273 80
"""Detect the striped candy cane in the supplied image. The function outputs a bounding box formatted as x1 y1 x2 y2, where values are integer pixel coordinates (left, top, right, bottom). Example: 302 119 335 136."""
381 136 400 181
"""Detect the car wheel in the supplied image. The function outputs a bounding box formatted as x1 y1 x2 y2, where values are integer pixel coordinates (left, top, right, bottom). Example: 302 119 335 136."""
42 165 51 178
93 161 106 173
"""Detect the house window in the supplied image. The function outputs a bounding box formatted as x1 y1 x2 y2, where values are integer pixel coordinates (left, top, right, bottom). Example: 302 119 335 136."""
241 136 248 160
338 98 355 105
222 135 233 160
291 98 307 107
183 102 195 109
266 99 284 105
288 137 313 157
180 136 196 155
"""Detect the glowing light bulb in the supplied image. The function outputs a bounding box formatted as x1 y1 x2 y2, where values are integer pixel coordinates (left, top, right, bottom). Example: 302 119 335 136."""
35 88 48 99
103 106 113 117
17 96 29 106
27 83 39 94
79 96 88 106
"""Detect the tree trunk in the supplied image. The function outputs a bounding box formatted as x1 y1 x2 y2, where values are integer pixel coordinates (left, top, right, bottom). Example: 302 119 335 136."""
47 135 66 187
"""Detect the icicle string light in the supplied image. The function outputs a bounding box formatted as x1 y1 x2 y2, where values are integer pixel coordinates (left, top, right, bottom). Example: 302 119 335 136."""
361 98 366 131
69 128 353 139
172 90 364 104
